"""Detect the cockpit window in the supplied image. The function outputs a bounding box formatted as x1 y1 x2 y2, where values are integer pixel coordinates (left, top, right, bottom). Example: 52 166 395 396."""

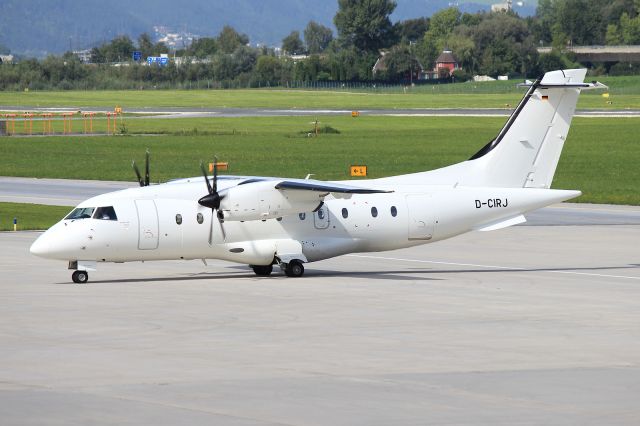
65 207 95 220
94 206 118 221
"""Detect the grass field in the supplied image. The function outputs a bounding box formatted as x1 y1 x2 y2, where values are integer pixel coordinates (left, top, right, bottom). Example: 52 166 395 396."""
0 114 638 205
0 74 637 110
0 202 70 231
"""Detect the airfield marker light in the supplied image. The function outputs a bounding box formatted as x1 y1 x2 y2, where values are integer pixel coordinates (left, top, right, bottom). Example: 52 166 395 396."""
351 111 360 117
13 217 17 232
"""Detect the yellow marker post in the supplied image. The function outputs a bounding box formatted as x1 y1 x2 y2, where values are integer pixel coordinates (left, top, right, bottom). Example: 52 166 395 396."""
13 217 17 231
351 111 360 117
350 165 367 177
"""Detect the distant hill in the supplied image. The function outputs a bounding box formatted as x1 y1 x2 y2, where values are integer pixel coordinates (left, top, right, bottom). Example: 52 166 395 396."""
0 0 536 57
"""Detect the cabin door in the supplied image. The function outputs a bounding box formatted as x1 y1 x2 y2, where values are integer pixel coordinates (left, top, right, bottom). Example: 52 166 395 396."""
406 195 435 240
135 199 159 250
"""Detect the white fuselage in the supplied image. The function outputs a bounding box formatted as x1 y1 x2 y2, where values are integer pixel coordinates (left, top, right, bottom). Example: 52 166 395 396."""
30 176 578 267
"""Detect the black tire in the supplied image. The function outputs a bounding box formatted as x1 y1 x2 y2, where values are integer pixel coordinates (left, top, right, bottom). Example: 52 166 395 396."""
72 270 88 284
251 264 273 276
284 260 304 277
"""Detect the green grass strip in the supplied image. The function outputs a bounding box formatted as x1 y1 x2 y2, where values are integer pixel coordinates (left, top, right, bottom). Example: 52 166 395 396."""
0 202 70 231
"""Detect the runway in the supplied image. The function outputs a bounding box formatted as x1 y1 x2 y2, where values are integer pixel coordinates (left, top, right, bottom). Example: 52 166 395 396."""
2 105 640 118
1 218 639 424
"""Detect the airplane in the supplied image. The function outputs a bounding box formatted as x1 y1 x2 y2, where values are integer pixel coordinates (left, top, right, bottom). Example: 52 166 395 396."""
30 69 606 283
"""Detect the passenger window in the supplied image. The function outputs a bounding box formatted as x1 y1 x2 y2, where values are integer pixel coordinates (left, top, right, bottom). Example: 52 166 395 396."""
342 208 348 219
196 213 204 224
176 214 183 225
65 207 95 220
94 206 117 221
299 213 306 220
391 206 397 217
371 207 378 218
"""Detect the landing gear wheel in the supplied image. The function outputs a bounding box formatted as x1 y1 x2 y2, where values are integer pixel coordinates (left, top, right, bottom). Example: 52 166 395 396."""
251 264 273 276
284 260 304 277
72 270 88 284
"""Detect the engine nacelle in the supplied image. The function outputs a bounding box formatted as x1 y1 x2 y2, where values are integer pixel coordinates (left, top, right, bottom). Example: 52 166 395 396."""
220 181 324 221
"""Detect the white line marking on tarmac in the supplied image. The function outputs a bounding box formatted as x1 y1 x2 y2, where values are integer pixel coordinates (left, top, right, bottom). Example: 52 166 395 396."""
347 254 640 281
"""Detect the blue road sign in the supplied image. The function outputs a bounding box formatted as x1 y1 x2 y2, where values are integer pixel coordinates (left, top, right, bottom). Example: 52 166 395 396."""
133 51 142 61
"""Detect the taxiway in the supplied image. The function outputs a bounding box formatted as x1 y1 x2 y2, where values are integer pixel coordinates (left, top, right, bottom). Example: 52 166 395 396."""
1 212 639 424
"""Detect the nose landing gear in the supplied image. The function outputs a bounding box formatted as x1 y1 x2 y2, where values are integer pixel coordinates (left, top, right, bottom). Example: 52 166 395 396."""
71 270 89 284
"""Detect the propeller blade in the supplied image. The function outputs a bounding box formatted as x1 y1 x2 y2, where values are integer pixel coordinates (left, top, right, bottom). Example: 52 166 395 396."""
200 161 213 195
217 210 226 241
144 149 150 186
212 156 218 193
208 212 214 245
132 161 144 187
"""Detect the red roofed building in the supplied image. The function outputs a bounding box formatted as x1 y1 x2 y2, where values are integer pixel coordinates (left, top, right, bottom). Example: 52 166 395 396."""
434 49 459 76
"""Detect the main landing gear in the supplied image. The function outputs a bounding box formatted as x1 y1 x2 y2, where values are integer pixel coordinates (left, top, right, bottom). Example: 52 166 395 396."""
71 270 89 284
283 259 305 277
251 264 273 276
250 259 305 277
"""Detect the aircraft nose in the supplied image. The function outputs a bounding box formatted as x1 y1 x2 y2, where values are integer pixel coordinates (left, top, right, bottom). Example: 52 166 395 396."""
30 232 51 257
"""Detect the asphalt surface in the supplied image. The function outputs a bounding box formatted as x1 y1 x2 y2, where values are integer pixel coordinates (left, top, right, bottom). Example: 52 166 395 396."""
2 106 640 118
1 218 639 424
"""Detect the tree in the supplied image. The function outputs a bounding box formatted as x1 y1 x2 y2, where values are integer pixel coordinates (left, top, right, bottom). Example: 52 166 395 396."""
334 0 397 52
304 21 333 54
189 37 218 58
105 35 135 62
254 55 282 84
138 33 154 58
472 13 538 76
446 32 475 73
422 7 461 66
553 0 605 45
282 31 305 55
382 44 414 80
619 12 640 43
606 24 623 44
217 25 249 54
395 17 429 43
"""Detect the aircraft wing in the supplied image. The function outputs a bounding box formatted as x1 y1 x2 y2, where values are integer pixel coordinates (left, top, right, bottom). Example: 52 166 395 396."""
218 178 393 221
274 179 392 195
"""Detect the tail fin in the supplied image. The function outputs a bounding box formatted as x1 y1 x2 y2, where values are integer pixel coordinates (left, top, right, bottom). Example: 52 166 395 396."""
468 69 601 188
389 69 606 188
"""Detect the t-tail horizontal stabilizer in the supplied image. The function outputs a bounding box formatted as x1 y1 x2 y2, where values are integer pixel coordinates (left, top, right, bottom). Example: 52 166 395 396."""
381 69 605 190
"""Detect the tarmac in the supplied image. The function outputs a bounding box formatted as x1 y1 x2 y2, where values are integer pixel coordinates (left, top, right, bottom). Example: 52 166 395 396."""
1 205 640 425
3 106 640 119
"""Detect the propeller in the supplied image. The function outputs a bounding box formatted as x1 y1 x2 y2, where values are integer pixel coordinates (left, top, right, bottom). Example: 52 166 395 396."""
132 149 150 187
198 157 226 244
